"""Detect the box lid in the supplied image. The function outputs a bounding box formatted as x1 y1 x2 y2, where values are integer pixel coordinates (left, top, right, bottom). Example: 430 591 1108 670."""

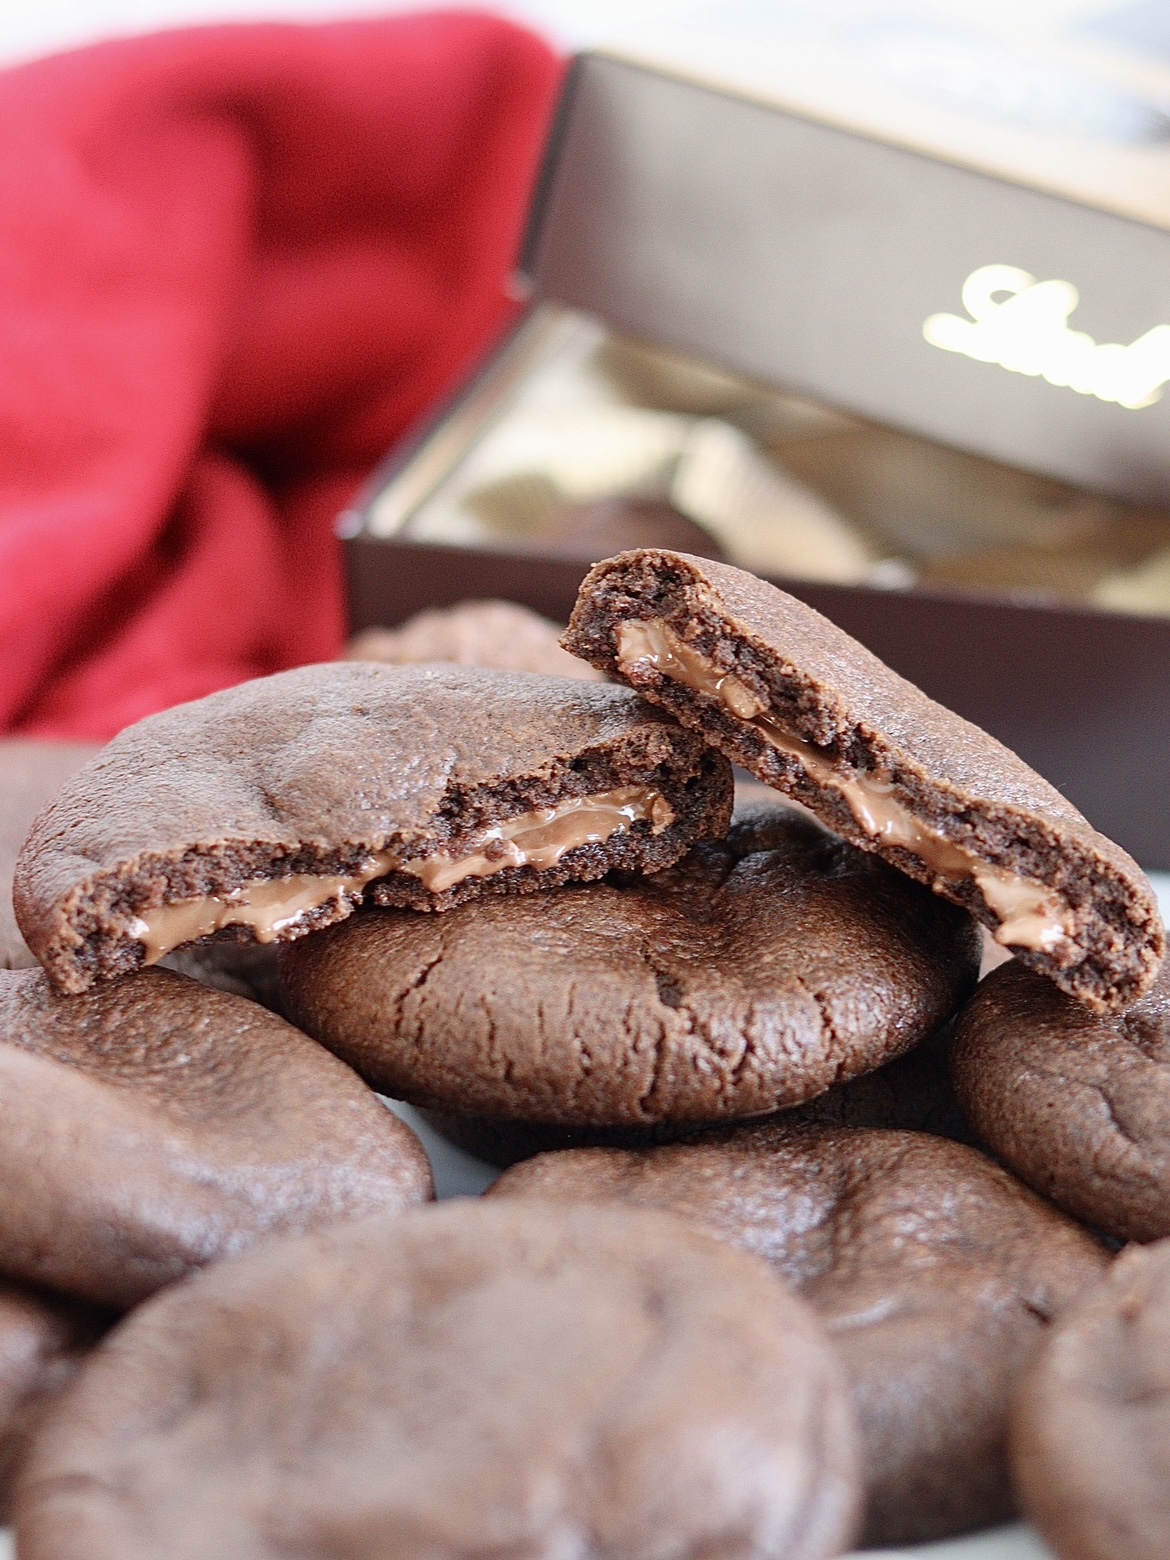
521 44 1170 506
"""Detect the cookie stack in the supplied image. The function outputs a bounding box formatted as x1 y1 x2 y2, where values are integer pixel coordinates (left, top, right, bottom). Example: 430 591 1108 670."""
1 550 1167 1558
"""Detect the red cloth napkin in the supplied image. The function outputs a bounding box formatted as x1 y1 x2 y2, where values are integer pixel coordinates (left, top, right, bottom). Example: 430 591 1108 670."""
0 12 561 740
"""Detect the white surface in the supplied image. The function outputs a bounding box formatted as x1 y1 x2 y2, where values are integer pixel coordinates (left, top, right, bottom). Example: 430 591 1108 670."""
384 1099 500 1198
1152 872 1170 925
864 1530 1054 1558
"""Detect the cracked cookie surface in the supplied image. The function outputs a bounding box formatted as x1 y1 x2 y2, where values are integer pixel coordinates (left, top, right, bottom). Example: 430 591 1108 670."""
491 1126 1109 1547
278 803 980 1126
953 955 1170 1242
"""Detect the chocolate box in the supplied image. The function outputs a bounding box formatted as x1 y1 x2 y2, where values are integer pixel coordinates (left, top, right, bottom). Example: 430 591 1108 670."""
344 38 1170 869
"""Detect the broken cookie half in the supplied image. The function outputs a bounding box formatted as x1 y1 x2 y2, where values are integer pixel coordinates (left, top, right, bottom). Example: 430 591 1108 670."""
563 549 1163 1013
15 663 732 995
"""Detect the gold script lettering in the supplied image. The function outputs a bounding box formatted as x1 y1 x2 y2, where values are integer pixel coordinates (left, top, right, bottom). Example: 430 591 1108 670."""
923 263 1170 411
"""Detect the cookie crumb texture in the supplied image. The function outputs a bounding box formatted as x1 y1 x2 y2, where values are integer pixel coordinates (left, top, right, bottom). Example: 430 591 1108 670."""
279 804 980 1126
14 1201 861 1560
14 663 730 995
491 1127 1109 1547
1012 1238 1170 1560
564 550 1162 1012
953 956 1170 1242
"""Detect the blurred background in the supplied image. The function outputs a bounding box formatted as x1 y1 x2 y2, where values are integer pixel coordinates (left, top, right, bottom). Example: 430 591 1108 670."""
4 0 1168 71
6 0 1170 864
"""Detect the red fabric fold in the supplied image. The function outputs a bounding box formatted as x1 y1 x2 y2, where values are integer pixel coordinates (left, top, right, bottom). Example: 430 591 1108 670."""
0 11 562 739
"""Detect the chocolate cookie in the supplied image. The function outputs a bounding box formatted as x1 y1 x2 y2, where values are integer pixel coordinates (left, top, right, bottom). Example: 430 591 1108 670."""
0 1282 111 1517
0 742 99 968
15 662 732 994
563 549 1162 1012
952 955 1170 1242
491 1126 1108 1546
345 599 605 679
0 966 432 1307
1012 1237 1170 1560
418 1011 977 1168
0 742 286 1008
14 1201 861 1560
279 802 980 1126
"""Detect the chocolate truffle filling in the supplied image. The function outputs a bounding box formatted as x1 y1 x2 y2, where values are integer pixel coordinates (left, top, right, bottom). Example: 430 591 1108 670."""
616 621 1066 954
15 664 733 995
132 786 672 964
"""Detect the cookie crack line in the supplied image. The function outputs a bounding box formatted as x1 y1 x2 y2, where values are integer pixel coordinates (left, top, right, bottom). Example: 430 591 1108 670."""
1096 1087 1148 1155
1003 1057 1153 1165
1019 1298 1055 1327
381 946 444 1055
640 943 695 1030
410 950 445 995
726 1027 760 1093
484 998 511 1090
792 973 841 1082
632 990 670 1123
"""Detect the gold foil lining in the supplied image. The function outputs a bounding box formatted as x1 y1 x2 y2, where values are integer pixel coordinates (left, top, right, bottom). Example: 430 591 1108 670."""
130 785 673 963
616 619 1070 953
